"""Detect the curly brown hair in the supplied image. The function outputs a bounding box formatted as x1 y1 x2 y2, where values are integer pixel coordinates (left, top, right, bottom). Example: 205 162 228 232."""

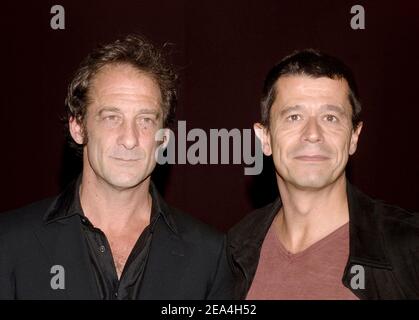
64 34 178 156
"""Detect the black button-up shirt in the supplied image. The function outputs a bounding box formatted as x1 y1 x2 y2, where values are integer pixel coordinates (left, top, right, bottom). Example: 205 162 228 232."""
56 175 171 300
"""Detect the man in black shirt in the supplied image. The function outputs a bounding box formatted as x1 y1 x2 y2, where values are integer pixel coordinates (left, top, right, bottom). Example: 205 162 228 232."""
0 35 233 300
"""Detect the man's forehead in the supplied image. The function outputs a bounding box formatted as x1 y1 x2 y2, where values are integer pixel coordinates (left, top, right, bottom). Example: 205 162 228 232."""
91 64 159 89
272 75 351 109
274 75 350 96
86 64 163 109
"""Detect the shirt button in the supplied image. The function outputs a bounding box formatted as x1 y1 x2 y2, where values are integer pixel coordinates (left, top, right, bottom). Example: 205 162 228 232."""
81 218 87 224
99 245 106 253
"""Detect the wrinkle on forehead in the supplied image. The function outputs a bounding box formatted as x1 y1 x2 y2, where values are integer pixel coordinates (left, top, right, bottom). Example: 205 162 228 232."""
87 63 163 113
272 75 352 115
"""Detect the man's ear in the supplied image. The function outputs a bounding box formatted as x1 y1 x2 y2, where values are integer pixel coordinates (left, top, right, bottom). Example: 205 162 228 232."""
156 128 171 149
349 121 363 155
69 117 85 145
254 122 272 156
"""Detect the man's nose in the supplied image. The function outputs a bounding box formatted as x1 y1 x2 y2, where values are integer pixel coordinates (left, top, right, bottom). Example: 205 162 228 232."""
118 121 139 150
302 117 323 143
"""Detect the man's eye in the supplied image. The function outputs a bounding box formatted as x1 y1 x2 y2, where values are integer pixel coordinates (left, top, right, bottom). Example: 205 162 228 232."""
138 117 155 126
104 115 119 121
287 114 301 121
325 114 338 122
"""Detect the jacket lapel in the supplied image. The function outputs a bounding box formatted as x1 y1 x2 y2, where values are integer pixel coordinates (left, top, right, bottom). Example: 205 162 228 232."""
34 215 99 299
134 183 191 299
33 179 99 300
138 218 189 299
228 198 282 299
342 182 394 299
346 182 391 267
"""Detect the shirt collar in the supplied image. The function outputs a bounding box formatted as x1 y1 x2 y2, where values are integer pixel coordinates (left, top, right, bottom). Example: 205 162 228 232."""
43 174 179 235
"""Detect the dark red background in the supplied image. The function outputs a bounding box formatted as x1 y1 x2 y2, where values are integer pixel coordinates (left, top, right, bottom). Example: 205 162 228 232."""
1 0 418 232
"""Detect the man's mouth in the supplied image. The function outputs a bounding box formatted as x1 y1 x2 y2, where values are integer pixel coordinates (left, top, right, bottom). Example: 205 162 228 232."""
111 157 141 162
294 155 330 161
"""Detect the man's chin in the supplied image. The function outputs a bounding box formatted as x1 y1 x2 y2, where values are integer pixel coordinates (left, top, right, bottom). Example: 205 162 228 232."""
105 174 148 190
288 175 333 191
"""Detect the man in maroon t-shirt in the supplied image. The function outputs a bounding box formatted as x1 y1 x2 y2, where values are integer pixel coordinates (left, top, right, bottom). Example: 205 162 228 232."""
228 49 419 300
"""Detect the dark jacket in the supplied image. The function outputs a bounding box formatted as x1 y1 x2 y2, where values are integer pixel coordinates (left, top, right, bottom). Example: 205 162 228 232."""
228 182 419 299
0 181 233 300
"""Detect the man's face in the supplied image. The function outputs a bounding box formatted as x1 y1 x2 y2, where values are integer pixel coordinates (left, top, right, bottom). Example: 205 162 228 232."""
70 63 164 190
255 75 363 190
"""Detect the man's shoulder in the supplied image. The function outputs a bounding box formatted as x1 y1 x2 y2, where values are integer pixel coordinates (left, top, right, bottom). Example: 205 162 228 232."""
231 203 273 233
375 199 419 242
0 196 57 235
228 200 279 247
166 205 224 242
349 182 419 234
377 200 419 224
351 184 419 252
151 182 224 243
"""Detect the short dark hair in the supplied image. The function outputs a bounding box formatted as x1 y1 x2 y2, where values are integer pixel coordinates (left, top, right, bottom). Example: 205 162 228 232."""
261 49 362 129
64 34 178 155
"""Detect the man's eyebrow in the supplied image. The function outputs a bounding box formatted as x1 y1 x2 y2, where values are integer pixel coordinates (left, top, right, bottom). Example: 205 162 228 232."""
137 109 162 120
321 104 346 115
97 107 121 116
97 107 161 117
137 109 160 115
279 105 305 117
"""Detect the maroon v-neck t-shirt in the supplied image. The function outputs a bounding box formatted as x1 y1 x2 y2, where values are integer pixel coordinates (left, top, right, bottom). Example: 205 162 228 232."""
246 222 358 300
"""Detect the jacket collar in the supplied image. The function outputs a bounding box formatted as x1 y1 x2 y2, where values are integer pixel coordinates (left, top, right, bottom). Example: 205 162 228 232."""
229 180 392 278
345 181 391 268
228 197 281 297
43 174 179 236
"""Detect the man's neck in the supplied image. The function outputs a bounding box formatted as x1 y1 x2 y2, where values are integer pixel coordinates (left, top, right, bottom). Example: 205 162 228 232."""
275 174 349 254
79 171 152 235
